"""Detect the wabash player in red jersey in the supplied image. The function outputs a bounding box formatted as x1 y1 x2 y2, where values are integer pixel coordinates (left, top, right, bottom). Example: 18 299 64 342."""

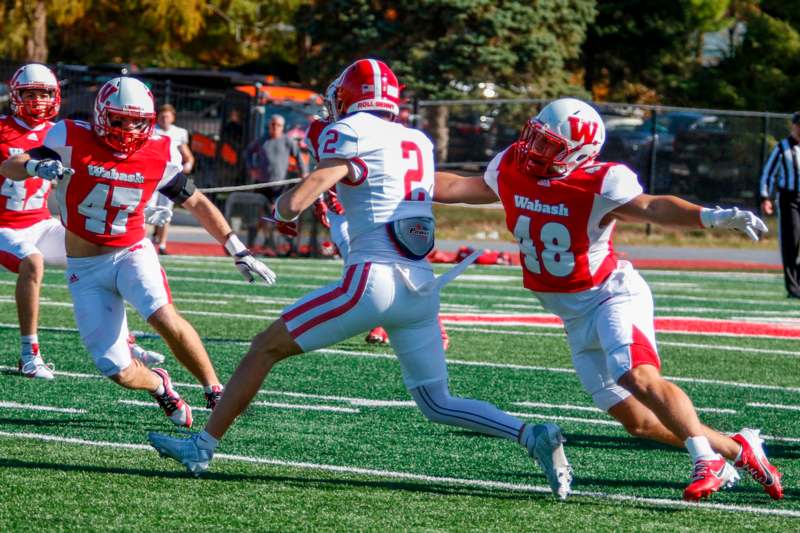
0 64 61 379
433 98 783 502
1 77 276 428
0 65 169 380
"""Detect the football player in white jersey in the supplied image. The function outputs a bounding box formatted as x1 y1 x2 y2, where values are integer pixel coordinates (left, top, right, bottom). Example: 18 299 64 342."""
148 59 573 500
433 98 783 501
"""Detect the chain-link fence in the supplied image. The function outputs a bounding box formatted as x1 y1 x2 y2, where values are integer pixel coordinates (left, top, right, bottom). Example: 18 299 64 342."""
414 99 793 208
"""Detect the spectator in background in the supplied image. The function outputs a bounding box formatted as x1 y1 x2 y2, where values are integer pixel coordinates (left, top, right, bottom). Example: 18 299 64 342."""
245 114 308 255
221 108 245 151
760 112 800 298
149 104 194 255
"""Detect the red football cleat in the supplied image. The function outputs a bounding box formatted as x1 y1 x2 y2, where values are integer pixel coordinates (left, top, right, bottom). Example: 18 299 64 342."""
683 456 740 501
365 326 389 345
150 368 193 429
732 428 784 500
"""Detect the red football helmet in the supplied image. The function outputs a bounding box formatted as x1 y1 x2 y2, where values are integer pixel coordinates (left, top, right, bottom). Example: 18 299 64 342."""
9 64 60 124
93 77 156 154
336 59 401 118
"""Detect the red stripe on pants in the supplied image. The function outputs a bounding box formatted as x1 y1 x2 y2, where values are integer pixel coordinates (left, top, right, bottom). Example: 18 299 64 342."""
289 263 372 338
630 325 661 370
283 264 358 322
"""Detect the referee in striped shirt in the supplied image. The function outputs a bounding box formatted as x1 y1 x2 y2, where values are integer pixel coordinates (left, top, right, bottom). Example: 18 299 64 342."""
760 111 800 298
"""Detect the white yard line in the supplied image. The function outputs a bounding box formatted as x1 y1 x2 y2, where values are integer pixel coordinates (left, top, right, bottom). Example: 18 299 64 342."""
511 402 735 415
747 402 800 412
119 398 358 414
0 401 86 414
0 430 797 518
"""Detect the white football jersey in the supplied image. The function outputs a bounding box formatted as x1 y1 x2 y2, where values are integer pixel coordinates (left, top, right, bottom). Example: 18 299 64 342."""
318 112 435 266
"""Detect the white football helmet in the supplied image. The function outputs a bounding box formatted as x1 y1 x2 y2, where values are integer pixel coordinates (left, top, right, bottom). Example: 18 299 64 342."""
93 77 156 154
515 97 605 178
9 63 60 124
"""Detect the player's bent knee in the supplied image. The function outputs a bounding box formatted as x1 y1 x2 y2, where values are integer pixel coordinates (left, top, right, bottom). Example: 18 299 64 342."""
409 380 452 425
18 254 44 281
617 363 662 398
250 319 302 365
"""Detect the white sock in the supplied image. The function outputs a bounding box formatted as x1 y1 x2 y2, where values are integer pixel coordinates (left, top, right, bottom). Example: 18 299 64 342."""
153 382 165 396
21 335 39 358
197 430 219 451
685 436 717 461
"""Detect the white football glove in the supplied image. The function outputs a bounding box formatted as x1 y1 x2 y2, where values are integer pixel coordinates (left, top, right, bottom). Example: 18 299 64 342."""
224 234 277 285
25 159 73 181
700 207 768 241
144 205 173 226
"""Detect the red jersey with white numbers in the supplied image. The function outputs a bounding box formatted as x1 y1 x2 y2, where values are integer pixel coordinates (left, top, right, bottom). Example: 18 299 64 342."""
0 115 54 229
47 120 181 247
484 148 643 293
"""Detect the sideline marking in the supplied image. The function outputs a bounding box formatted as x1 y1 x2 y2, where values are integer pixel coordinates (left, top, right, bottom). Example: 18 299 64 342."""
0 401 86 414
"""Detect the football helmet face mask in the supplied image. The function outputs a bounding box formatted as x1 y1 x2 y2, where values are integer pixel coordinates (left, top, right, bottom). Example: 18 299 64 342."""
336 59 401 118
323 73 343 121
93 77 156 154
515 98 605 178
9 64 60 124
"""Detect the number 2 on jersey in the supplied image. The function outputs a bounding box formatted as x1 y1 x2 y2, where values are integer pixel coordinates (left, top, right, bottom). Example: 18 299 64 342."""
401 141 426 201
513 215 575 277
78 184 142 235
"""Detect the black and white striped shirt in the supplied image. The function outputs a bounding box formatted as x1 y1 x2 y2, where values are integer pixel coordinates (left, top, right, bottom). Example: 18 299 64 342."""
760 136 800 198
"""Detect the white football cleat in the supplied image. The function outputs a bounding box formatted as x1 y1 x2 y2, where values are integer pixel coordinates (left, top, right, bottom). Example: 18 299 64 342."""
128 334 165 367
18 355 55 380
523 423 573 500
130 343 165 368
148 432 212 476
150 368 193 428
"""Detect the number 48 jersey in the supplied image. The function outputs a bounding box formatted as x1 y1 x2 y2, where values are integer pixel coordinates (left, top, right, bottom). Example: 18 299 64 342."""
317 112 434 242
484 148 643 293
44 119 181 247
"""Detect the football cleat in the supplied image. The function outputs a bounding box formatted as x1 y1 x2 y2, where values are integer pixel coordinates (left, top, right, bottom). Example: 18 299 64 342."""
205 385 224 410
150 368 193 428
732 428 784 500
683 455 740 501
523 423 573 500
148 432 212 476
128 335 165 368
18 355 54 380
365 326 389 345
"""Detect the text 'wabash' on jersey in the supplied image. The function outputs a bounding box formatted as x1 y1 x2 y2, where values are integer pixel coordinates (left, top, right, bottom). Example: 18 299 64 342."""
45 119 181 247
316 111 434 240
484 148 643 293
0 115 54 229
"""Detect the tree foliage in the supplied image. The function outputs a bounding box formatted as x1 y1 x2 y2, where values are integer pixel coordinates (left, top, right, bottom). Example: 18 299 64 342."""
297 0 596 98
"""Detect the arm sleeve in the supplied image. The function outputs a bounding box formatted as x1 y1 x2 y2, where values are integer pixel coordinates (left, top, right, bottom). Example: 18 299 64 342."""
318 122 362 181
40 120 72 166
156 142 184 190
601 164 643 205
482 149 507 197
760 144 782 199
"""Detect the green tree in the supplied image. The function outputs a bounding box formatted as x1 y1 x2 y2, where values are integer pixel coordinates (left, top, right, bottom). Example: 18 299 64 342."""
583 0 731 103
297 0 595 160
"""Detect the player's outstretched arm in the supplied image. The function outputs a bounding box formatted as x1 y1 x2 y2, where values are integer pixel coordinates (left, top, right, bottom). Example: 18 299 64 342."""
611 194 768 241
182 190 277 284
433 171 499 204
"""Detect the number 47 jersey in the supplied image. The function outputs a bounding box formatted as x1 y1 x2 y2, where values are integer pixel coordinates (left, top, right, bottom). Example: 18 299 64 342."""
44 119 181 247
484 148 643 293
